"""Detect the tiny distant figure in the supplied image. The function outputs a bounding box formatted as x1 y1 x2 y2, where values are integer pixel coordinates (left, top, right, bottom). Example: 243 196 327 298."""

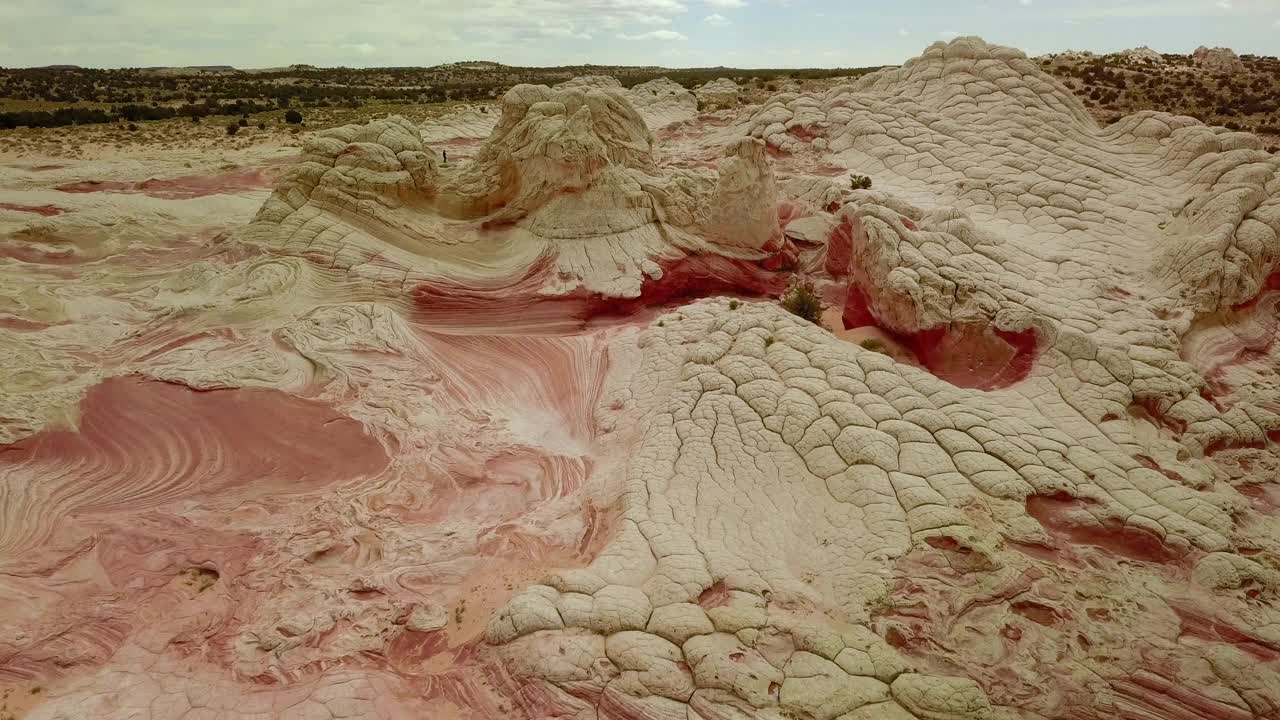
442 150 448 166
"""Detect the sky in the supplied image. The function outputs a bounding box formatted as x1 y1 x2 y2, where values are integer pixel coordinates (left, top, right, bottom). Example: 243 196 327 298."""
1 0 1278 69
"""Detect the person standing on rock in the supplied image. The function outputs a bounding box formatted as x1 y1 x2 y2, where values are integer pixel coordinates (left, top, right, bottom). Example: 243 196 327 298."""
442 150 448 166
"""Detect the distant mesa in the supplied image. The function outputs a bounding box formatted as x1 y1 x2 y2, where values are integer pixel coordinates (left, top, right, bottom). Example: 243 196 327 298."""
140 65 238 74
451 61 506 71
29 64 239 73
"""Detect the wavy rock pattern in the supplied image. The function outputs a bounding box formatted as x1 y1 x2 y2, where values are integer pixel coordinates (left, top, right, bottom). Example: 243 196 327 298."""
237 76 778 299
1 37 1278 720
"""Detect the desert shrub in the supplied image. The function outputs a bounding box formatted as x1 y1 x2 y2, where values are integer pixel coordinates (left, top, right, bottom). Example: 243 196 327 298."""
779 277 826 327
284 109 303 124
237 117 248 127
0 106 115 129
114 105 159 122
850 173 872 190
226 122 239 136
859 337 888 354
729 299 739 310
257 121 266 130
127 123 138 132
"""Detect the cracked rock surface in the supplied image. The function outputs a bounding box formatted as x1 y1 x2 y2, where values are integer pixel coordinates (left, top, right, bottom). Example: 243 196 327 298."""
2 37 1279 720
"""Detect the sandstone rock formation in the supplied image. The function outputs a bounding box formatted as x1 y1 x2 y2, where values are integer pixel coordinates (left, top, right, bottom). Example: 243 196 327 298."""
237 78 777 298
2 36 1279 720
418 104 498 143
1194 45 1245 74
1042 49 1095 63
623 77 700 129
696 77 741 110
1120 45 1164 64
555 75 699 130
480 37 1280 719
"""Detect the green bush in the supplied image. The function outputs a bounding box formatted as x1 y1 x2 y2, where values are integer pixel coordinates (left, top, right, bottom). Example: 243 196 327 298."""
226 122 239 136
237 117 248 127
284 109 303 124
779 277 826 328
850 173 872 190
859 337 888 354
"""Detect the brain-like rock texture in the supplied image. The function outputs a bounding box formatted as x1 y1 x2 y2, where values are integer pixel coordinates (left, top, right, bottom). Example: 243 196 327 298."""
3 37 1280 720
696 77 741 110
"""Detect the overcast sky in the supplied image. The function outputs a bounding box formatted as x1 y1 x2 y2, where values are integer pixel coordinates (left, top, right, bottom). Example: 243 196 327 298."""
1 0 1278 69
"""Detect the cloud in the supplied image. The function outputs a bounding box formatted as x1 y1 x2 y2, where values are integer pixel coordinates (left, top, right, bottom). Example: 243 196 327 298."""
536 25 592 40
617 29 689 41
704 13 730 26
0 0 693 67
625 14 674 25
940 30 962 40
0 0 1269 69
1061 0 1274 18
